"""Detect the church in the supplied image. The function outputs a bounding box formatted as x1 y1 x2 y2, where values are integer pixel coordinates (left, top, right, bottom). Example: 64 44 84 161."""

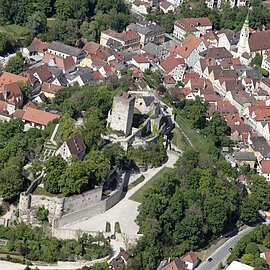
233 13 270 64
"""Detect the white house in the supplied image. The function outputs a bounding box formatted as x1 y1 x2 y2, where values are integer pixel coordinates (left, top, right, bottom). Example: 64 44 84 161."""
226 261 254 270
56 133 86 161
160 1 175 13
181 251 200 270
131 54 151 72
173 17 212 40
132 0 149 15
159 55 186 81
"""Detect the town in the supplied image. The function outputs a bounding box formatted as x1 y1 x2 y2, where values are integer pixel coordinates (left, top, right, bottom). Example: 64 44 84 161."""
0 0 270 269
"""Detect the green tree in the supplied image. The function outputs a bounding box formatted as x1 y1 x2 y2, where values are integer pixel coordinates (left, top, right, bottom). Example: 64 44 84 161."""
5 52 25 74
36 206 49 222
0 165 24 200
27 11 48 36
44 156 67 194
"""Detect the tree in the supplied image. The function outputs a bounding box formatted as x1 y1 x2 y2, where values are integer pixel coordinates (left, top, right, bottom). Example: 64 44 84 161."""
239 198 258 225
5 52 24 74
0 33 9 55
182 97 209 129
36 206 49 222
203 111 231 148
0 165 24 200
44 156 67 194
59 159 89 196
251 53 263 67
27 11 48 36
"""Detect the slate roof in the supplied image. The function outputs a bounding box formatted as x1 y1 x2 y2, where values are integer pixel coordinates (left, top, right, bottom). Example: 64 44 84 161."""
66 133 86 156
234 151 256 161
250 136 270 157
49 41 82 57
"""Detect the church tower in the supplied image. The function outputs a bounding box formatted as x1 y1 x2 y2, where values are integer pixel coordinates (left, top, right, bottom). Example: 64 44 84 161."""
237 12 250 55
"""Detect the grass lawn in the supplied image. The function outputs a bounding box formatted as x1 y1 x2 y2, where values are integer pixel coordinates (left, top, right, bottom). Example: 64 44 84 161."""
196 237 228 261
33 187 63 198
171 127 187 150
128 175 145 190
47 18 57 28
130 167 173 203
0 24 28 38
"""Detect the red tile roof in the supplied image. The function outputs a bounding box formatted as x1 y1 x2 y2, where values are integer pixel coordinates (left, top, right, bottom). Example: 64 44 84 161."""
174 17 212 32
261 160 270 174
249 30 270 52
132 54 150 63
83 41 101 55
23 107 60 126
27 38 48 53
182 251 199 263
43 53 75 70
159 55 185 73
0 72 28 93
41 82 63 95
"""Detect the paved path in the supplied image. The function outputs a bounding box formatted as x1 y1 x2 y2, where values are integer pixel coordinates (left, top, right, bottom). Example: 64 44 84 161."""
197 226 255 270
63 150 180 235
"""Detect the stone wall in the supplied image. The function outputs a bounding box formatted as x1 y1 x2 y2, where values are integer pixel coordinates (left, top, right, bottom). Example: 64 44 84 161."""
63 187 103 214
30 194 64 218
53 172 129 228
54 201 106 228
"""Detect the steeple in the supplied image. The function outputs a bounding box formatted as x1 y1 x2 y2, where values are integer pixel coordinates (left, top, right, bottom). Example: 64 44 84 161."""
237 10 250 55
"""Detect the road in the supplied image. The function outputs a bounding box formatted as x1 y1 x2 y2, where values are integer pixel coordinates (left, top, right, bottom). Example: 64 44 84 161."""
197 226 255 270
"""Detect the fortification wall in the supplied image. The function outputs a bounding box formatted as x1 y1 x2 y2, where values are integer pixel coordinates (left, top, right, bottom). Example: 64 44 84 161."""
63 187 103 214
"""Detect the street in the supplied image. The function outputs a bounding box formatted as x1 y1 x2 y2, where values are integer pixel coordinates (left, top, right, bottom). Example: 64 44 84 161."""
197 226 255 270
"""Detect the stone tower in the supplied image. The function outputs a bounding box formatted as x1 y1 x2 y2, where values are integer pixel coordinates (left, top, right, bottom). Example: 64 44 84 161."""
237 12 250 55
109 92 135 136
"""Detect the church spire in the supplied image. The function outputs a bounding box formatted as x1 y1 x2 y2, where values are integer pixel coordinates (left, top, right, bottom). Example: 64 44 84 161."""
237 10 250 55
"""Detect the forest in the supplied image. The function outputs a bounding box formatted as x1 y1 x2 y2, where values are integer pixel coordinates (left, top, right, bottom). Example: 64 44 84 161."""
0 0 133 55
0 223 110 263
126 98 270 270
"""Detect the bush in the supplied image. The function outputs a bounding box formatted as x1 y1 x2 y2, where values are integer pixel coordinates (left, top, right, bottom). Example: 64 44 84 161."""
35 206 49 222
114 222 121 234
105 222 111 232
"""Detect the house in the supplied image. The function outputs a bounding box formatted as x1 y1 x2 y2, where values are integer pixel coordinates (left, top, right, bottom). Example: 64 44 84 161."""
21 107 60 130
249 136 270 160
67 68 101 86
226 261 254 270
259 160 270 181
43 52 76 74
109 250 133 270
41 83 63 99
260 252 270 266
0 72 28 115
205 0 221 9
48 41 85 63
234 151 257 168
131 54 151 72
82 41 101 55
218 31 240 52
100 29 141 51
237 15 270 59
30 64 52 84
127 21 165 46
23 37 48 56
131 0 150 15
161 258 186 270
141 42 169 60
159 55 186 81
181 252 200 270
160 1 175 13
163 75 176 88
170 34 208 67
56 133 86 161
173 18 212 40
199 47 232 61
262 51 270 74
